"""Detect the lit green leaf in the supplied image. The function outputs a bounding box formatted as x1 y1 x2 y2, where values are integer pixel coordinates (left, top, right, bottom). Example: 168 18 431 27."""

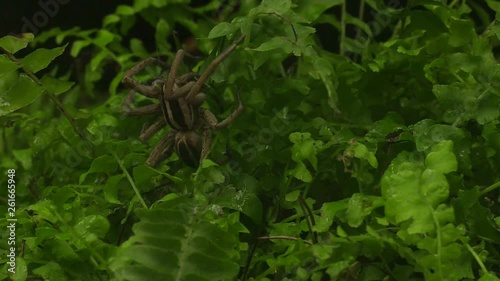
0 55 20 77
0 33 34 54
79 154 118 184
425 140 457 174
20 45 66 73
208 22 235 38
0 74 44 117
40 76 74 95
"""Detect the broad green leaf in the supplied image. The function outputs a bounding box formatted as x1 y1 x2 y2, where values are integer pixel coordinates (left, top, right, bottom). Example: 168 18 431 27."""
116 5 136 15
111 197 240 281
0 74 44 117
94 30 115 48
104 175 125 204
11 257 27 281
0 55 20 77
382 151 453 234
449 18 476 47
20 45 66 73
486 0 500 13
254 37 294 53
425 140 457 174
12 149 32 170
103 14 121 26
208 22 235 38
133 164 159 191
155 19 170 53
291 161 312 183
214 186 263 224
350 142 378 168
346 193 383 227
71 40 92 57
27 200 58 223
0 33 34 54
32 262 67 281
296 0 342 21
40 76 74 95
285 190 301 202
79 154 118 184
74 215 110 241
290 132 320 169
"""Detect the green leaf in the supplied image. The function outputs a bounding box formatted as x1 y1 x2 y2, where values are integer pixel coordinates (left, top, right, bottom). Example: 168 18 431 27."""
214 186 263 224
104 175 125 204
116 5 136 15
40 76 74 95
110 197 240 281
79 154 118 184
254 37 294 53
350 142 378 168
290 162 312 183
0 55 21 77
71 40 92 57
11 257 27 281
74 215 110 241
449 18 476 47
382 151 453 234
95 29 116 48
32 262 67 281
425 140 457 174
486 0 500 13
346 193 383 227
12 149 32 170
0 33 34 54
296 0 342 22
20 45 66 73
0 74 44 116
208 22 235 38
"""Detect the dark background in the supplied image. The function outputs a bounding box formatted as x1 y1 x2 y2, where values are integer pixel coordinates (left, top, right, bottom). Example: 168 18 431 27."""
1 0 122 37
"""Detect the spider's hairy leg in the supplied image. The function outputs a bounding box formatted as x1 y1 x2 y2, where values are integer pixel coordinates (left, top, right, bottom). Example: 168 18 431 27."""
164 50 186 100
200 129 212 165
146 131 176 167
175 131 202 168
122 58 168 98
177 72 199 84
139 117 167 142
186 34 246 101
123 91 161 116
202 91 244 130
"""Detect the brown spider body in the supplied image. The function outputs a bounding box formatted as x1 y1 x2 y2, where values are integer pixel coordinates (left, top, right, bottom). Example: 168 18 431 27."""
122 34 246 167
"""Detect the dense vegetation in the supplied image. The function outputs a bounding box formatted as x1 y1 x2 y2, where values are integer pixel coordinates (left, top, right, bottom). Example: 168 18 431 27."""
1 0 500 280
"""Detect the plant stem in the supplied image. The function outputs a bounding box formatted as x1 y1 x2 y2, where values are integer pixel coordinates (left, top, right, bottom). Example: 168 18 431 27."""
114 153 148 209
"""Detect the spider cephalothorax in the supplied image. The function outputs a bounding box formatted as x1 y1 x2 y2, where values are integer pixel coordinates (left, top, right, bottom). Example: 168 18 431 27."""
122 34 245 167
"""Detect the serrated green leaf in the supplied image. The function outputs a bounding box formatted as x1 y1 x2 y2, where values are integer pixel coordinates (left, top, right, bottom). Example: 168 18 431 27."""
32 262 67 281
425 140 457 174
20 45 66 73
0 74 44 116
74 215 110 240
0 55 21 77
79 154 118 184
40 76 74 95
71 40 92 57
214 187 263 224
208 22 235 38
0 33 34 54
116 5 136 15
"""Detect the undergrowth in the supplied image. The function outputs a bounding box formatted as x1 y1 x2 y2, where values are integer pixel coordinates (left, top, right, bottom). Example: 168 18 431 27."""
1 0 500 280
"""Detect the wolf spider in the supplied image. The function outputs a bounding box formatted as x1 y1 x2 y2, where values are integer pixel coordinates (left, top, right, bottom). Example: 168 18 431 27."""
122 34 245 167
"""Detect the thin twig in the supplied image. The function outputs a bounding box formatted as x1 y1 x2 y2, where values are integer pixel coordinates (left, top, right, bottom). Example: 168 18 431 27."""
113 153 148 209
257 235 313 245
